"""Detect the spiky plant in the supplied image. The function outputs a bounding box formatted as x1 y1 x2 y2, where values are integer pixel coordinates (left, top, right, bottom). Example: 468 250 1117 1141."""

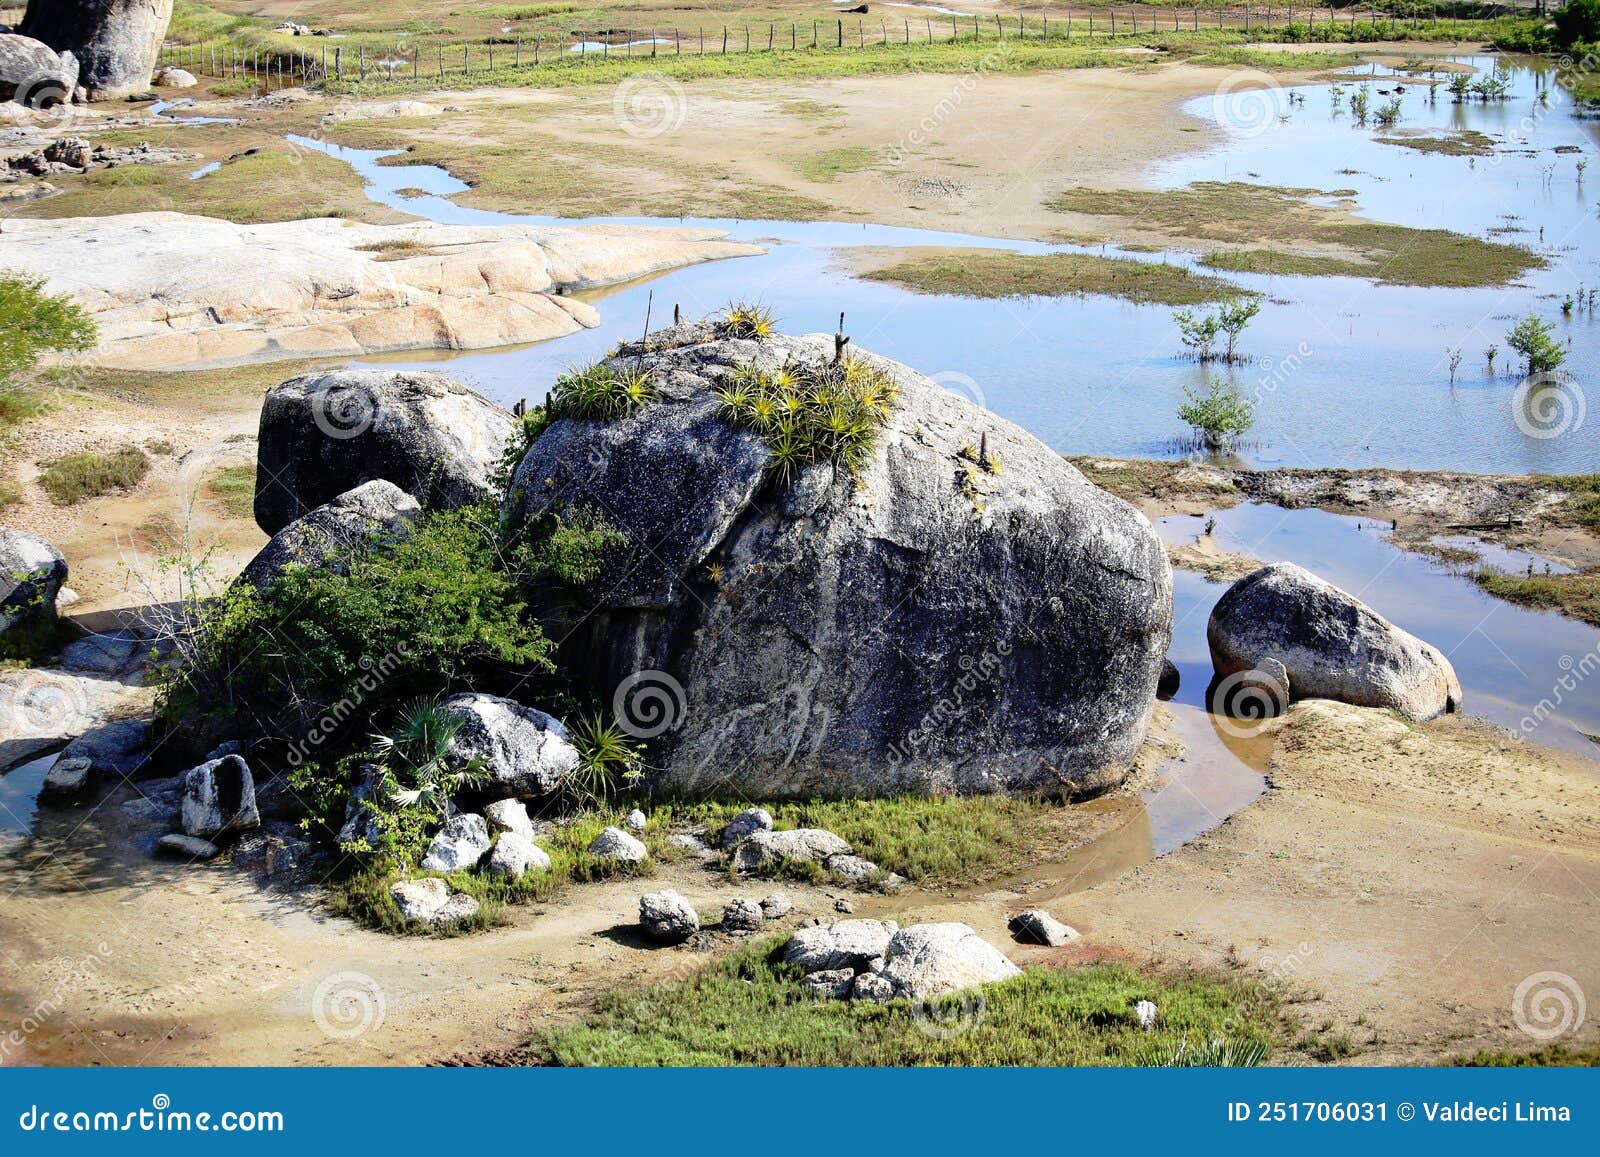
549 362 656 422
566 713 645 808
717 301 777 339
373 696 489 821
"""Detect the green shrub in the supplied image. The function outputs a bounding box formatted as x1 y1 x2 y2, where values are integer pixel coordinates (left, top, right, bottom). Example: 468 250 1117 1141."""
1178 379 1256 449
1506 312 1566 375
1554 0 1600 48
547 362 654 421
38 446 150 503
0 270 96 385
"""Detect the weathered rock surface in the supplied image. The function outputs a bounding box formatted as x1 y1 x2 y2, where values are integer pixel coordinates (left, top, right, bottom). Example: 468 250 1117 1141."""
589 825 647 863
39 755 91 799
1208 562 1462 722
157 833 219 860
1008 909 1080 947
438 692 579 798
238 480 419 587
390 877 450 921
21 0 171 99
61 718 147 776
505 331 1172 797
0 32 78 105
732 828 852 873
335 763 384 848
419 813 491 873
427 893 481 926
486 830 549 879
181 754 259 839
719 806 772 848
60 631 142 676
759 892 792 919
151 66 193 87
721 898 764 932
0 213 761 371
782 919 899 973
824 853 903 891
254 371 515 534
626 808 647 832
639 889 699 941
801 968 856 999
850 972 898 1003
0 528 66 641
876 923 1020 1000
484 797 536 842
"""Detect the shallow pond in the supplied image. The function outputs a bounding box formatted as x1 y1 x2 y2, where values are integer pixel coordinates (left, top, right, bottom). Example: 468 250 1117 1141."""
296 52 1595 474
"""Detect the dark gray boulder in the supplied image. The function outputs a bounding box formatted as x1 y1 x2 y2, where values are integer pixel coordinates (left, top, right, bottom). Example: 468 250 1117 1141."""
0 528 66 644
254 369 517 535
238 479 420 589
20 0 169 100
1208 562 1462 722
0 31 78 105
503 331 1172 798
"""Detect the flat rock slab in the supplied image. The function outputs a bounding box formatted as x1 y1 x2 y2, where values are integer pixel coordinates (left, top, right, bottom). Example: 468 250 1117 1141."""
1 213 763 371
157 834 220 860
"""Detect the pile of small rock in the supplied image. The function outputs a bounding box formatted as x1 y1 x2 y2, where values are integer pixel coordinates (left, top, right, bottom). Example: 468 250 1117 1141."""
785 919 1020 1003
636 889 793 942
2 136 197 179
718 807 905 891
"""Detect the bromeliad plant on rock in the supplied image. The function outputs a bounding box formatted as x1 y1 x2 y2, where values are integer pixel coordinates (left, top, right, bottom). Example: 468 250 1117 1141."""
714 356 900 479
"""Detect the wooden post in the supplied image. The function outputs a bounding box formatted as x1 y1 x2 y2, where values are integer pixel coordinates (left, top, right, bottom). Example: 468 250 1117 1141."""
837 19 843 48
334 46 341 80
515 37 520 67
723 26 728 54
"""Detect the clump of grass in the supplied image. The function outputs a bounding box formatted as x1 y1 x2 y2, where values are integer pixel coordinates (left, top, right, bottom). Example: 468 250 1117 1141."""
790 146 877 183
1473 569 1600 628
715 301 777 340
861 248 1245 307
205 464 255 519
713 357 897 478
529 937 1290 1066
1540 473 1600 535
37 446 150 504
1451 1042 1600 1067
547 362 655 421
1200 249 1371 278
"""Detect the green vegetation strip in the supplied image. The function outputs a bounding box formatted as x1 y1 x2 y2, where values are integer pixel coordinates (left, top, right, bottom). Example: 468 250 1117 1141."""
1051 182 1541 289
530 935 1290 1066
1474 571 1600 629
38 447 150 504
861 248 1247 306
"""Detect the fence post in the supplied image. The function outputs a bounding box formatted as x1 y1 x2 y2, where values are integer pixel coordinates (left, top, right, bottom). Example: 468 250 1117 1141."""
837 19 843 47
723 26 728 53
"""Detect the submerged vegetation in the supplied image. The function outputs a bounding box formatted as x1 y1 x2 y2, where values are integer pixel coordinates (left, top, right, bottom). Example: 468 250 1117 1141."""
1178 378 1256 450
530 936 1291 1066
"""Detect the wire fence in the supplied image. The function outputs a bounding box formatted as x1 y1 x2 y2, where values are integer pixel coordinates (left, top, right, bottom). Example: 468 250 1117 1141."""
156 5 1525 89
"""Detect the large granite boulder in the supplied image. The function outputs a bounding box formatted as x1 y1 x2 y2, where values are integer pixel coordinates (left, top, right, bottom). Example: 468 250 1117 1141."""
439 692 579 798
254 369 517 535
502 331 1172 797
1208 562 1462 722
20 0 170 100
875 922 1021 1000
180 753 260 839
0 528 67 645
237 479 420 589
419 812 491 873
0 32 78 105
782 919 899 973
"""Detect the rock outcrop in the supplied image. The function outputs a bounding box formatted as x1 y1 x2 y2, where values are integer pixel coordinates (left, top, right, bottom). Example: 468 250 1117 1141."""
438 692 579 798
1208 562 1462 722
255 370 515 534
0 528 66 644
0 31 78 105
21 0 171 99
419 813 491 873
180 753 260 839
0 213 762 371
782 919 899 973
503 330 1172 797
238 480 420 588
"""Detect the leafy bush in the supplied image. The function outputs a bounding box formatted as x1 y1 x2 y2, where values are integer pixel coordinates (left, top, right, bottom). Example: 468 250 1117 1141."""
1178 379 1256 449
0 270 95 386
38 446 150 504
1505 312 1566 375
1554 0 1600 48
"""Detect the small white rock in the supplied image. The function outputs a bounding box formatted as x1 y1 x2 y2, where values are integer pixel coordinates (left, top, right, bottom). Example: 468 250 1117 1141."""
1135 999 1158 1031
589 825 647 863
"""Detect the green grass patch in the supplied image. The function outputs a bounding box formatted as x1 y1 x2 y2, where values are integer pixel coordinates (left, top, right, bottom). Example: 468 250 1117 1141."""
1050 182 1541 289
863 248 1246 306
1451 1042 1600 1067
1474 569 1600 628
529 935 1291 1065
204 464 256 519
1200 248 1373 278
1375 129 1496 157
790 146 877 183
37 447 150 504
1539 473 1600 536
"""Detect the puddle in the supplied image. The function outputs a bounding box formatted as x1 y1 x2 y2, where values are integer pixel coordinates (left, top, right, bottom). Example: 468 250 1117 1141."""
568 39 673 54
0 753 57 853
1160 503 1600 757
149 98 240 126
296 56 1600 476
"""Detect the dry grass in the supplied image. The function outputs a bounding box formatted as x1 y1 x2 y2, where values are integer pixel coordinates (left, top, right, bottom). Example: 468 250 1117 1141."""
861 247 1247 306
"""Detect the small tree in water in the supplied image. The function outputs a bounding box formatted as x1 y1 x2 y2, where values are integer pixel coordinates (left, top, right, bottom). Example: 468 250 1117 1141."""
1505 313 1566 376
1175 298 1259 364
1178 378 1256 451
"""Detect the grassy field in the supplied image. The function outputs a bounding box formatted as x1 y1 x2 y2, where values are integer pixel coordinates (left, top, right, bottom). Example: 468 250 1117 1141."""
529 933 1297 1065
1051 182 1543 289
861 247 1250 305
1474 570 1600 629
